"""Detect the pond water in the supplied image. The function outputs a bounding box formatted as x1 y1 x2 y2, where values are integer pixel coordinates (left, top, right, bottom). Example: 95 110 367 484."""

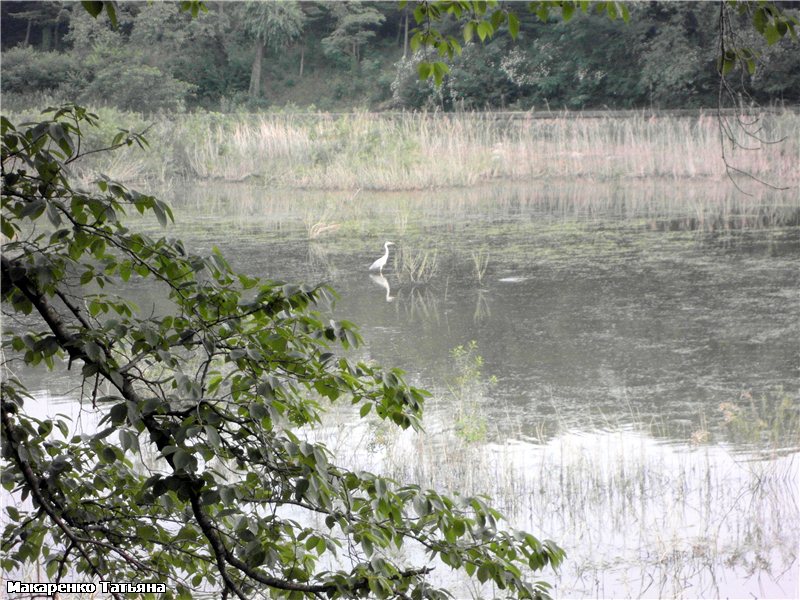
15 179 800 598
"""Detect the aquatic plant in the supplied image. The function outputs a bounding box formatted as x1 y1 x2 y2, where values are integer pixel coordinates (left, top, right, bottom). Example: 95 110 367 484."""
396 247 439 284
471 248 490 285
718 387 800 453
448 341 497 444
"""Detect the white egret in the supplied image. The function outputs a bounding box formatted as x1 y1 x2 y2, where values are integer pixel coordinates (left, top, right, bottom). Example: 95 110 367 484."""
369 241 394 273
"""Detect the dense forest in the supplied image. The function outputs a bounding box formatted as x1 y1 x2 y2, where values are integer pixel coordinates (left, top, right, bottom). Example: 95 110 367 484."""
2 1 799 113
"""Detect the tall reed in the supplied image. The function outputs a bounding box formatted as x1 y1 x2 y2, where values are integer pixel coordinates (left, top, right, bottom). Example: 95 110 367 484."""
18 107 796 191
395 247 439 284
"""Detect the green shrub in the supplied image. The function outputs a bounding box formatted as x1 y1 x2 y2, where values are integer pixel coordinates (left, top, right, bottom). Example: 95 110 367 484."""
82 63 196 113
0 46 77 95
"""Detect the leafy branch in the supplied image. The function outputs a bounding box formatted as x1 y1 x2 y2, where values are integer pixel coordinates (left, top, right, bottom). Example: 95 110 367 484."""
2 105 563 599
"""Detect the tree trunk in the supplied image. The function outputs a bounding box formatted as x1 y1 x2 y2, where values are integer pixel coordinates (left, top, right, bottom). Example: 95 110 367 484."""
403 12 409 59
24 19 32 46
396 13 402 46
41 25 52 51
249 41 264 98
299 46 304 78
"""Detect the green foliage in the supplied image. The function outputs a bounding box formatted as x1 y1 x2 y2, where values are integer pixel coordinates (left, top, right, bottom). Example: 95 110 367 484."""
84 60 196 112
80 0 206 27
448 342 495 444
242 0 306 51
402 0 799 108
637 3 718 107
406 0 631 87
718 388 800 448
0 47 77 96
2 1 797 111
394 13 640 111
1 105 564 597
59 5 198 112
322 2 387 67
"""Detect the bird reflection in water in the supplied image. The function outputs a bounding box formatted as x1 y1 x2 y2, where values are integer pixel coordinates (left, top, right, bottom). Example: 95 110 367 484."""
369 272 395 302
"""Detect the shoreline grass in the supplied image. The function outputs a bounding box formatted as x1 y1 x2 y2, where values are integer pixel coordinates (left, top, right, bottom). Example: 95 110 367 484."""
7 107 798 192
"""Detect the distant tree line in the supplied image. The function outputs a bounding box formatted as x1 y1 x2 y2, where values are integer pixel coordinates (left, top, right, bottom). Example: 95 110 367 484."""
1 1 798 113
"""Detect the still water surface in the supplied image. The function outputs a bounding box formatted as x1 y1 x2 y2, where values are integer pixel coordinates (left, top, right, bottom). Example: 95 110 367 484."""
26 180 800 598
166 180 798 599
165 182 798 443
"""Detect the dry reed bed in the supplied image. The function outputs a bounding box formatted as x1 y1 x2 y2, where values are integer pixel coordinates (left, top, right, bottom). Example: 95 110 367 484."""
182 111 799 189
30 108 796 190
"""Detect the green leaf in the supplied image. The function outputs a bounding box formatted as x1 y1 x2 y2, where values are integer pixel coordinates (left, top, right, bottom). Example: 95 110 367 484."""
417 62 432 80
432 61 449 86
753 7 768 33
81 1 103 18
362 536 373 558
1 217 16 239
536 3 549 22
104 2 117 27
101 446 117 463
153 202 168 227
413 496 429 517
109 402 127 425
119 429 138 452
205 425 221 449
83 341 103 362
477 562 489 584
490 9 504 30
508 13 520 38
764 24 781 45
476 21 492 41
448 36 462 57
619 3 630 23
108 370 123 389
46 203 62 227
173 448 192 471
463 21 475 42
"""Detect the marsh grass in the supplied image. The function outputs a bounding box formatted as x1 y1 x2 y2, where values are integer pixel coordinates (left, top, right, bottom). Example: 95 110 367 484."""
394 247 439 284
320 352 799 599
16 107 797 191
313 387 798 599
718 387 800 455
470 248 490 285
